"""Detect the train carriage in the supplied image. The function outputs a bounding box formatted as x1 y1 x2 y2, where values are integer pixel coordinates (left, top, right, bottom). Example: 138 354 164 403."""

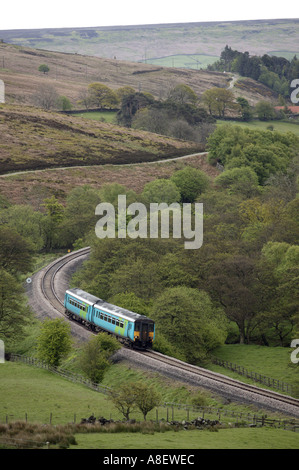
64 288 155 349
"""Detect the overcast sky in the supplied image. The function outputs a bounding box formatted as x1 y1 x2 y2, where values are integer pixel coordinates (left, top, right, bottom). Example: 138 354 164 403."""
1 0 298 30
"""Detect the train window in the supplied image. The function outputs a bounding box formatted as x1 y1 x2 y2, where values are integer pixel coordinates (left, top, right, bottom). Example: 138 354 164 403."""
148 323 154 332
100 314 103 320
112 319 115 325
108 317 111 323
135 323 140 331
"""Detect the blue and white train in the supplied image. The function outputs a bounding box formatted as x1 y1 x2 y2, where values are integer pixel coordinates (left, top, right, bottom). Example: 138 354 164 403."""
64 288 155 349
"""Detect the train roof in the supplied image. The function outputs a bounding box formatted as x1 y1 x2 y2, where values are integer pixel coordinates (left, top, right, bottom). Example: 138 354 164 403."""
66 288 153 323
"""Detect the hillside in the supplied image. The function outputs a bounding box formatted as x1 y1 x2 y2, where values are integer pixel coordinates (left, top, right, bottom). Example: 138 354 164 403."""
0 42 228 107
0 104 203 174
1 19 298 65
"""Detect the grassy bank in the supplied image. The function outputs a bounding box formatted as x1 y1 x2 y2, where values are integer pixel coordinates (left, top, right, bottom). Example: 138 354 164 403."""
216 119 299 137
0 361 298 449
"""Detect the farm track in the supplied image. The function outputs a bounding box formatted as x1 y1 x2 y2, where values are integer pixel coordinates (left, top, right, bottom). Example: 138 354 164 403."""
39 248 299 417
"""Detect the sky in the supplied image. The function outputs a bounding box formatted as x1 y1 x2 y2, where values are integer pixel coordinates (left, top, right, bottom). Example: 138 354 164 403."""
1 0 298 30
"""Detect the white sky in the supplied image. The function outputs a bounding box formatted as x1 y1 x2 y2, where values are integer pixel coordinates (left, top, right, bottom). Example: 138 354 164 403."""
1 0 298 30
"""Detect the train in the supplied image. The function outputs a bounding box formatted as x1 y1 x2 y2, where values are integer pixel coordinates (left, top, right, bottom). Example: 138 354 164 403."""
64 288 155 349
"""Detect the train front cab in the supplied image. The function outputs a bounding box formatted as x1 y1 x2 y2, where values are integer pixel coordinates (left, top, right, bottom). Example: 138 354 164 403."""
134 320 155 349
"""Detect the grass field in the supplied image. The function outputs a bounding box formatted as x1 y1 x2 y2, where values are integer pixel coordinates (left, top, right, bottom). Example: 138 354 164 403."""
75 111 117 123
207 344 298 393
217 119 299 137
71 427 299 449
145 54 218 69
1 360 298 449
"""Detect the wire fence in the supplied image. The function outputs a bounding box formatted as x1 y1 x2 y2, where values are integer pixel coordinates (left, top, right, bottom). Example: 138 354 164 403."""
211 356 293 395
5 354 299 433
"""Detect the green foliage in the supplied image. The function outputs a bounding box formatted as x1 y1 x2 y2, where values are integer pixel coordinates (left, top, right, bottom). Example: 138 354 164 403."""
0 226 34 274
108 292 150 316
201 87 236 117
167 84 198 105
60 185 101 247
129 381 161 420
0 205 46 251
209 45 299 97
255 101 276 121
88 82 119 109
78 333 121 383
57 95 72 111
0 268 31 345
171 167 210 202
37 318 72 367
108 380 161 420
38 64 49 74
207 124 299 184
151 286 227 363
41 196 65 250
141 179 181 205
214 167 260 197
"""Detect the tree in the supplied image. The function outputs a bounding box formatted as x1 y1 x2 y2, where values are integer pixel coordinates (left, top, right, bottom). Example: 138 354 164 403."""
87 83 119 109
38 64 49 74
201 87 236 117
41 195 64 250
236 97 253 121
108 382 138 420
33 84 58 110
167 84 198 105
141 179 181 205
60 185 101 246
214 167 260 197
255 100 276 121
117 92 154 127
0 204 46 251
152 286 227 363
108 381 161 421
170 167 210 203
57 95 72 111
0 226 34 274
79 333 120 383
0 269 31 344
208 255 259 344
37 318 72 367
130 382 161 420
207 125 298 184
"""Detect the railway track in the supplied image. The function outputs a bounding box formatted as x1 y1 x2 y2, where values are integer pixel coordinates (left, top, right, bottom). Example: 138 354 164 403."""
40 246 91 314
136 349 299 409
40 248 299 416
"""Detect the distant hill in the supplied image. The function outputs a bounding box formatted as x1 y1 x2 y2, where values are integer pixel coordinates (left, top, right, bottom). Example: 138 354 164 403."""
0 19 298 66
0 42 229 107
0 41 279 109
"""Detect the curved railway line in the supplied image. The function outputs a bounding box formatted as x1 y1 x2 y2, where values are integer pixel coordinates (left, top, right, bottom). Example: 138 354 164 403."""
40 248 299 418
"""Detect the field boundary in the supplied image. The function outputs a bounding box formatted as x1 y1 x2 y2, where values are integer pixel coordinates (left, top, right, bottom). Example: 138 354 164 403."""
6 354 299 431
211 356 293 395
